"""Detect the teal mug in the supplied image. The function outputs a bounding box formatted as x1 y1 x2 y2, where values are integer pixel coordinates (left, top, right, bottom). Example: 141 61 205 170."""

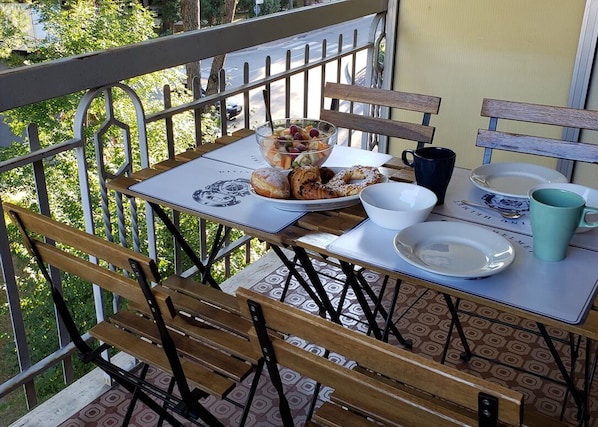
529 188 598 261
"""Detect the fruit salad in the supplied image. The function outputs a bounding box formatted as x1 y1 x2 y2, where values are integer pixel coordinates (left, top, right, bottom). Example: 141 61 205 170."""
260 123 332 169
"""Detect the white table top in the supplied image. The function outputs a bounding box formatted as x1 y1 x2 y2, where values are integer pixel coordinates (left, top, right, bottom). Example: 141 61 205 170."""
327 168 598 325
202 134 393 169
129 141 598 325
327 215 598 325
130 157 304 233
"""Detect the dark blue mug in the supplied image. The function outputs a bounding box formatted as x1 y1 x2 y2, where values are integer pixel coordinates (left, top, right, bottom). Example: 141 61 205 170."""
401 147 456 205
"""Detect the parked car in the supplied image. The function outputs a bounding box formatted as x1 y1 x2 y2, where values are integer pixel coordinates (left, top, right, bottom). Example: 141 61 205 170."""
201 88 242 120
225 100 242 120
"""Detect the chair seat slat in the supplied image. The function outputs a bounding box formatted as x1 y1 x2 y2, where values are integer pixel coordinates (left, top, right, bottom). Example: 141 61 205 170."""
90 322 235 398
110 310 253 382
237 287 526 427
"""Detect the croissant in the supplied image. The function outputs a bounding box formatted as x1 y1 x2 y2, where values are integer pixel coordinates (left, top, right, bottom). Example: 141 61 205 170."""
295 182 340 200
288 166 340 200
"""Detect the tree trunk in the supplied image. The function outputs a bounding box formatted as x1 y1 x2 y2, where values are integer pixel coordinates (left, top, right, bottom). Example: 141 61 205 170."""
180 0 200 92
205 0 237 95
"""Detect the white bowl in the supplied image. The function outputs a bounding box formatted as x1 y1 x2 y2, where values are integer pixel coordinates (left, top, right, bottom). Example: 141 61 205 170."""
360 182 437 230
529 183 598 233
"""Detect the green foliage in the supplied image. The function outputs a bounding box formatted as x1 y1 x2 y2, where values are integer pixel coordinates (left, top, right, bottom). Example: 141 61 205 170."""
200 0 222 25
0 0 248 413
259 0 284 16
33 0 157 59
236 0 255 13
0 0 267 413
151 0 179 34
0 4 28 65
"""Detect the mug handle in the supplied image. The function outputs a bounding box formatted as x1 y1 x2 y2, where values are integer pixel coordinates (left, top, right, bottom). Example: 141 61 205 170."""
580 206 598 228
401 150 415 167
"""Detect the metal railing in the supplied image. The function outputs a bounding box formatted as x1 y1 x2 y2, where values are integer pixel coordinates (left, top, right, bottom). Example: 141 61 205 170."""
0 0 392 415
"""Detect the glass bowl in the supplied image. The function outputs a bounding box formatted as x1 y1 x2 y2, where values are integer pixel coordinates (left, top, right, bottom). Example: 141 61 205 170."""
255 118 337 170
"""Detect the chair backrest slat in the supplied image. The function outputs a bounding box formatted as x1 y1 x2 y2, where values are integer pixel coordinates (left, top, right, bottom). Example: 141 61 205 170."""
477 98 598 164
324 82 441 114
477 130 598 163
32 240 149 307
321 82 441 150
5 202 160 283
481 98 598 130
237 287 524 426
320 109 435 143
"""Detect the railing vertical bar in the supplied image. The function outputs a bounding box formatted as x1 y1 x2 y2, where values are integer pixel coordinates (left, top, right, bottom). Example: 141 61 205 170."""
219 68 228 136
336 34 344 84
163 85 183 275
164 86 176 159
0 200 37 407
303 44 310 118
285 51 292 118
350 30 358 85
265 57 272 122
192 77 203 147
217 69 232 276
29 124 75 389
243 62 250 125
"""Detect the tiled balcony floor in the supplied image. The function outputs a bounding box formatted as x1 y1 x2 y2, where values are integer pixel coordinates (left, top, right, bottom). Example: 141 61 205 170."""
18 251 598 426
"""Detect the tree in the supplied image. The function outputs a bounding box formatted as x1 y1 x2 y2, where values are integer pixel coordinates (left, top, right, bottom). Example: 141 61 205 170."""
0 0 200 408
181 0 201 92
0 4 29 67
205 0 236 95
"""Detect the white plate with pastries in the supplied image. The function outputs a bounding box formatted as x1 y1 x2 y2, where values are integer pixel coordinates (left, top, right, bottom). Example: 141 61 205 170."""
251 191 362 212
250 166 386 212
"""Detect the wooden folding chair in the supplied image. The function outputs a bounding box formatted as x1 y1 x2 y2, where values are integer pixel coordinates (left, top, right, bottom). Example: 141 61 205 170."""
237 287 565 427
477 98 598 165
4 202 263 427
320 81 441 152
318 83 442 344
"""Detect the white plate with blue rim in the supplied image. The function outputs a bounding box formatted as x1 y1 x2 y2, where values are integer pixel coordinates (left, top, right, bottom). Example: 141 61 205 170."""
393 221 515 279
470 162 568 199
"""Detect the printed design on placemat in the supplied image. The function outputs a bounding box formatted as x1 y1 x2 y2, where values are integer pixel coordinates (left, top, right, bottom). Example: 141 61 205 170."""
192 178 251 207
481 193 529 212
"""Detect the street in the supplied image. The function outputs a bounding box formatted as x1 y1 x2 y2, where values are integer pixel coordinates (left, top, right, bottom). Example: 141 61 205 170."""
209 15 375 129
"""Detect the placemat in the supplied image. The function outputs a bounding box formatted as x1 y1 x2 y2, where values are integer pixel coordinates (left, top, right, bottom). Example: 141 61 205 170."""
202 135 393 169
130 157 304 233
327 215 598 324
435 168 598 251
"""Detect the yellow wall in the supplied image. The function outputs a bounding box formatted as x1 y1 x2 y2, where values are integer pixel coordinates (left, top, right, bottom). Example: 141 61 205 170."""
391 0 588 180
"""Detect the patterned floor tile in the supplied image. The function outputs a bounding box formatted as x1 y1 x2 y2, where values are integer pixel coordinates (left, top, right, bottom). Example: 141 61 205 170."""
59 258 597 426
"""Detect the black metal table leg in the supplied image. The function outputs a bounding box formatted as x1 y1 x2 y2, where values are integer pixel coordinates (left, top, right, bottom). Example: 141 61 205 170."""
537 322 587 425
442 294 472 362
338 260 384 340
292 246 341 324
203 224 232 283
353 269 412 347
269 245 331 320
149 202 220 289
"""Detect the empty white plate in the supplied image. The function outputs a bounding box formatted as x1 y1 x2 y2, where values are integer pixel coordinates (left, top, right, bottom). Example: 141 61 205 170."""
470 162 567 199
393 221 515 278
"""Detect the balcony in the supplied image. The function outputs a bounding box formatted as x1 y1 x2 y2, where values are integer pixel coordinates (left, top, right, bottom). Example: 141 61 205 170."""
2 0 598 425
0 1 392 424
